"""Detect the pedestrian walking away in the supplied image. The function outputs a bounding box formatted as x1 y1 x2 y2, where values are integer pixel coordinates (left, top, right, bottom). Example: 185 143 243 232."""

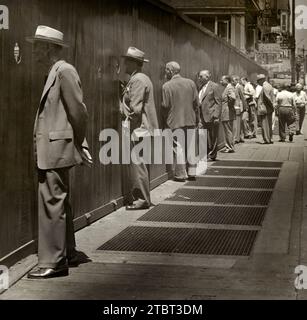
276 84 296 143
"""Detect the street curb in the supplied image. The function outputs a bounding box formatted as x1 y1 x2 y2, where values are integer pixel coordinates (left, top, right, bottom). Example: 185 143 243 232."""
253 161 299 254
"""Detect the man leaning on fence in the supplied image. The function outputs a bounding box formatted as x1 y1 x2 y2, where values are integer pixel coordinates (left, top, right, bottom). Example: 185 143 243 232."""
120 47 159 211
26 26 92 279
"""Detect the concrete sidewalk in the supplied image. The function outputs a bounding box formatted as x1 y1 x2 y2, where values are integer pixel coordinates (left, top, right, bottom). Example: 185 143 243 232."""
2 122 307 300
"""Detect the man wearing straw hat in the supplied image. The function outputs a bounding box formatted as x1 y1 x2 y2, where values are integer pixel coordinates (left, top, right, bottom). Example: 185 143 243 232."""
120 47 159 211
26 26 92 279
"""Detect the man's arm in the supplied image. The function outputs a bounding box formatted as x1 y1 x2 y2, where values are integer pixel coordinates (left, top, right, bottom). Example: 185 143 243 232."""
59 67 88 147
129 78 147 115
212 83 222 120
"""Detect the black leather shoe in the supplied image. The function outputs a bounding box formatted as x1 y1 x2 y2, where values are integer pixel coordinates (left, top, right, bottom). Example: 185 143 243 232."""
188 176 196 181
68 251 92 268
27 267 68 279
173 177 186 182
289 134 294 142
126 203 150 211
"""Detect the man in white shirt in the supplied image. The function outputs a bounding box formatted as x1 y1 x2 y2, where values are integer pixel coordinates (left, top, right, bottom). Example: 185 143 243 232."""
293 83 307 135
276 84 296 142
241 77 256 139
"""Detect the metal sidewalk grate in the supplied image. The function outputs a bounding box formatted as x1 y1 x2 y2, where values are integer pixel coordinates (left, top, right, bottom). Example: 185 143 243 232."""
98 226 258 256
204 167 280 177
138 204 266 226
168 189 272 205
211 161 283 168
186 177 277 189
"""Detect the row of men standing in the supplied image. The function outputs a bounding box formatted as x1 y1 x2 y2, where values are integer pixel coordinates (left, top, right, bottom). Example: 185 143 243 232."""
121 51 281 211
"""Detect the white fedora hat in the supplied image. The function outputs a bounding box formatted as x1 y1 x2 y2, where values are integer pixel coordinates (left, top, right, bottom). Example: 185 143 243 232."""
26 25 69 47
257 74 266 81
122 47 149 63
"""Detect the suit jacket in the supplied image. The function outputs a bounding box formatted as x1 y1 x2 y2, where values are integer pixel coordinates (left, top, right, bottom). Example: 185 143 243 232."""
34 60 89 170
234 83 248 114
162 74 199 130
262 81 275 114
221 83 236 122
199 80 222 123
123 72 159 134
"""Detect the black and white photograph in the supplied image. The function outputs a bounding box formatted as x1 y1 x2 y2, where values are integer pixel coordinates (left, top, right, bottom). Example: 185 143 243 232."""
1 0 307 308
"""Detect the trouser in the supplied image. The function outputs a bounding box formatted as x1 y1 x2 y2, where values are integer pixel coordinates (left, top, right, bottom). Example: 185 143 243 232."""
203 121 219 160
249 104 258 137
296 106 306 133
173 127 197 179
222 120 235 151
242 111 251 137
38 168 75 269
234 112 244 143
127 139 151 206
259 113 273 143
279 107 296 141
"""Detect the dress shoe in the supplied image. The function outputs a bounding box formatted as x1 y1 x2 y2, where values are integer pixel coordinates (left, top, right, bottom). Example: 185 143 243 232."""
289 133 294 142
188 176 196 181
173 177 187 182
27 267 68 279
68 251 92 268
221 149 235 153
278 139 285 142
126 203 150 211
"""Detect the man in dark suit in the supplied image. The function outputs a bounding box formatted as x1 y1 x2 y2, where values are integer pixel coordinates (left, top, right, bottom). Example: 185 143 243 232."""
26 26 92 279
162 61 199 181
220 75 237 153
198 70 222 161
121 47 159 210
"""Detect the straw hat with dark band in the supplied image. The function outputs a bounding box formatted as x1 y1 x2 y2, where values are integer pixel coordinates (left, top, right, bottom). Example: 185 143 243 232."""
26 25 69 48
122 47 149 63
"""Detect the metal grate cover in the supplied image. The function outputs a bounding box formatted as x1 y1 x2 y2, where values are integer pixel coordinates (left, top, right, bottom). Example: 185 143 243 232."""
168 189 272 205
186 177 277 189
204 167 280 177
211 161 283 168
138 204 266 226
98 226 258 256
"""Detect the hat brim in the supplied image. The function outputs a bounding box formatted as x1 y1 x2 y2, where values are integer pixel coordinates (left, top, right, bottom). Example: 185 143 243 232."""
26 36 69 48
122 54 149 63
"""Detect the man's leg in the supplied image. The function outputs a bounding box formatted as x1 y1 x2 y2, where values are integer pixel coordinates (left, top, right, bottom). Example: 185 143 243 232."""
234 114 241 143
129 139 151 206
222 121 235 152
206 121 219 160
251 105 258 137
242 111 251 138
173 136 188 180
278 110 286 141
299 107 306 133
261 115 271 143
37 169 70 269
286 109 296 141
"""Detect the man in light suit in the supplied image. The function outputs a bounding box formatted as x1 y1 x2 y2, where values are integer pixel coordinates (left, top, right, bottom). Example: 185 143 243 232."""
121 47 159 210
162 62 199 181
256 74 275 144
26 26 92 279
232 76 248 144
198 70 222 161
220 75 236 153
